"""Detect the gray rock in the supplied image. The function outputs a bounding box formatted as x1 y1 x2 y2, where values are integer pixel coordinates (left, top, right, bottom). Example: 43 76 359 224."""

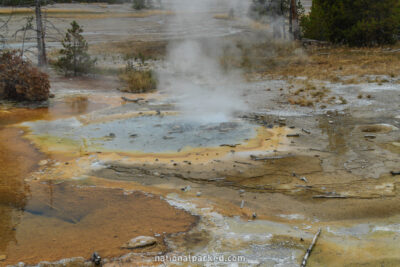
122 236 157 249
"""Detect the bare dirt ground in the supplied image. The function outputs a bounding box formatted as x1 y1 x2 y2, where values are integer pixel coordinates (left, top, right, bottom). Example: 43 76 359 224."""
0 1 400 267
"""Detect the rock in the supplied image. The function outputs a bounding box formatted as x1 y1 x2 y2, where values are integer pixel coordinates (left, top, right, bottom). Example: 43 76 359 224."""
196 192 202 197
181 185 191 192
300 177 308 183
359 124 398 133
122 236 157 249
392 142 400 147
38 160 48 166
90 252 101 265
0 255 6 261
364 134 376 139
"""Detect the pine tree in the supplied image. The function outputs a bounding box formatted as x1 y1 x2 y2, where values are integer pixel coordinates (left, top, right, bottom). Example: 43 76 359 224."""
56 21 95 76
133 0 146 10
301 0 400 46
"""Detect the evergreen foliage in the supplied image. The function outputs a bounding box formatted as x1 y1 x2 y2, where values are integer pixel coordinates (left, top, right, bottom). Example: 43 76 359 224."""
301 0 400 46
56 21 95 76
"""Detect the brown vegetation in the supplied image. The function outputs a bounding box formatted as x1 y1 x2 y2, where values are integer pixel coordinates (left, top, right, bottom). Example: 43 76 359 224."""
91 40 167 61
0 51 50 101
258 44 400 82
119 69 157 93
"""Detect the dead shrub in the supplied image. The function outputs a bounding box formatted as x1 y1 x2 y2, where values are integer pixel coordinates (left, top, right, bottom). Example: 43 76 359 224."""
119 69 157 93
0 51 50 101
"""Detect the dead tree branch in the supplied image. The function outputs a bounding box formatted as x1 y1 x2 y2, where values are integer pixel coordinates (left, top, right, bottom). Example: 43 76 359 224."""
301 228 321 267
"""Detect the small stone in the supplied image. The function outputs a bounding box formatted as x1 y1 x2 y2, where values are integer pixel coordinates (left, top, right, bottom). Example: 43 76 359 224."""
0 255 6 261
364 134 376 139
38 160 48 166
123 236 157 249
252 213 257 219
196 192 202 197
181 185 191 192
329 121 334 124
90 252 101 265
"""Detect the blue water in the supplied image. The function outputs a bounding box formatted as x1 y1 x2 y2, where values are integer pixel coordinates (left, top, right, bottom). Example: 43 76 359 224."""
23 115 257 153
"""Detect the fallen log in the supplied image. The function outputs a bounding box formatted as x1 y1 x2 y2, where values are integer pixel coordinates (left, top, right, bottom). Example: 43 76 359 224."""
121 96 145 103
312 195 347 199
391 171 400 176
302 128 311 134
220 144 239 148
250 155 291 161
383 49 400 53
301 228 321 267
234 161 253 165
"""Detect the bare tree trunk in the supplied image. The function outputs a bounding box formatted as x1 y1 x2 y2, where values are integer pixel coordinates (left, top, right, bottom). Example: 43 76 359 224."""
35 0 47 66
290 0 300 40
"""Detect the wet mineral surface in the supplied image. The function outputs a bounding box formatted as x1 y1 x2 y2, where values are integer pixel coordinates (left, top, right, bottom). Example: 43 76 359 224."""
0 74 398 266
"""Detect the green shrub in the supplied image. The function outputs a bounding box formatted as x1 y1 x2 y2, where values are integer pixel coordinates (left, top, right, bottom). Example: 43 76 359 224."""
133 0 146 10
301 0 400 46
119 69 157 93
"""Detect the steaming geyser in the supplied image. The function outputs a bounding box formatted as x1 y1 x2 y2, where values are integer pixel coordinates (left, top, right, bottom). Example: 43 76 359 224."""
158 0 250 123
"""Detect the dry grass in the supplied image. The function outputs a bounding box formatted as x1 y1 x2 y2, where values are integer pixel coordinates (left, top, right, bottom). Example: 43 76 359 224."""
213 13 235 20
287 80 336 108
0 8 173 19
90 40 167 60
0 8 94 14
261 44 400 82
119 69 157 93
47 9 173 19
249 21 270 31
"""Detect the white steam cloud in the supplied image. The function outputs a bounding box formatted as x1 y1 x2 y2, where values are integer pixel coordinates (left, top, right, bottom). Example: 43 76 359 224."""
158 0 251 123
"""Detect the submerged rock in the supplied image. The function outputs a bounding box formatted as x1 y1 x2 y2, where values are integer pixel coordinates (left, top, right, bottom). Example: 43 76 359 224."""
122 236 157 249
